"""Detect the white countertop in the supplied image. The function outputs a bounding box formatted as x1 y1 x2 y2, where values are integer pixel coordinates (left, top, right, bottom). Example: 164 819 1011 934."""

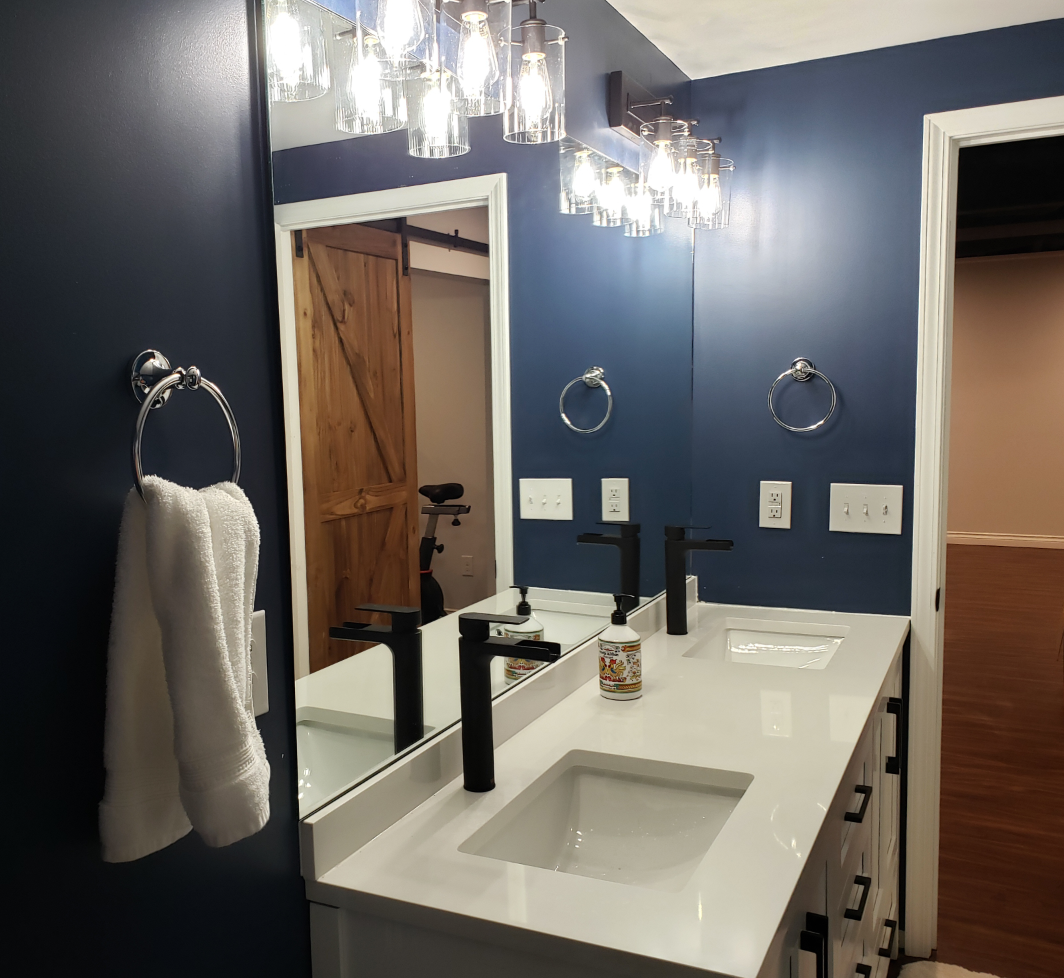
308 602 909 978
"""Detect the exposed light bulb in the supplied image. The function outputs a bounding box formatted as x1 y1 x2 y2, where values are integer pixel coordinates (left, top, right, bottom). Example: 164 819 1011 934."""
379 0 425 61
457 10 499 101
421 75 452 144
671 155 700 215
571 151 597 200
350 39 384 121
517 53 553 130
646 143 675 194
628 182 652 227
705 173 723 216
268 9 304 87
598 166 627 218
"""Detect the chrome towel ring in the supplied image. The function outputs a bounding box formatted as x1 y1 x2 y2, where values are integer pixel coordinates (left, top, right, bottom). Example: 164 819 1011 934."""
560 365 613 433
768 358 837 432
130 349 241 498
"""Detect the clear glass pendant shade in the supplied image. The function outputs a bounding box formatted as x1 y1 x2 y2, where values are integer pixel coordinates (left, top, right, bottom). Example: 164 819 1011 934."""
503 15 566 144
689 153 734 230
452 0 510 116
334 26 407 134
407 70 470 157
623 178 665 237
592 166 632 227
266 0 331 102
376 0 433 65
666 138 704 219
559 139 601 214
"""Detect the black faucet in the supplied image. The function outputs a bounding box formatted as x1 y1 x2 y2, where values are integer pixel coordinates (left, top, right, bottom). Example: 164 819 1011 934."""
664 527 733 635
458 612 561 792
577 522 641 612
330 604 424 753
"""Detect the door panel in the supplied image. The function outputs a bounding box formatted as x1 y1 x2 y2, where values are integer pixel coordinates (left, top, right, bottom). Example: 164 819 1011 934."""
294 224 420 672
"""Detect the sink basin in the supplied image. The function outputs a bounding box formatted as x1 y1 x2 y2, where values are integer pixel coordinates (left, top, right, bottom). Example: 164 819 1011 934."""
460 751 752 891
684 617 849 670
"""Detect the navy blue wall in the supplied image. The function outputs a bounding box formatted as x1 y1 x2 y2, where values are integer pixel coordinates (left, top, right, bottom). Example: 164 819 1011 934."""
275 0 693 598
1 2 308 974
688 21 1064 615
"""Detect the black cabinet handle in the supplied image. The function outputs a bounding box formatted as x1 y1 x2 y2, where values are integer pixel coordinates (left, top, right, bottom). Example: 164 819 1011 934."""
844 875 872 921
856 966 872 977
845 784 873 823
886 697 903 775
878 918 898 957
800 912 829 978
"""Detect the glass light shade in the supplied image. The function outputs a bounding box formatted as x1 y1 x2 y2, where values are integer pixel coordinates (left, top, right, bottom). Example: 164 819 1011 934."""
375 0 433 66
266 0 331 102
592 165 632 227
690 156 734 230
407 70 470 157
666 137 704 219
334 26 407 134
559 139 601 214
624 179 665 236
451 0 510 116
638 118 689 203
503 18 566 144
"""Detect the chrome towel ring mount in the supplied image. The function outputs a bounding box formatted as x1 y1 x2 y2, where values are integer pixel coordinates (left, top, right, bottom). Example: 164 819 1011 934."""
768 358 838 433
130 349 242 497
559 365 613 433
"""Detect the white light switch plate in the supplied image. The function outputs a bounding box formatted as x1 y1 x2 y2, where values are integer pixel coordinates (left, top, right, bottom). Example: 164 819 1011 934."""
519 478 573 520
759 481 792 529
251 609 268 716
601 478 629 522
829 483 903 535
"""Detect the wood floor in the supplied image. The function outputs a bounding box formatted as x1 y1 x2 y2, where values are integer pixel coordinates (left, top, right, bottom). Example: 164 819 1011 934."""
937 545 1064 978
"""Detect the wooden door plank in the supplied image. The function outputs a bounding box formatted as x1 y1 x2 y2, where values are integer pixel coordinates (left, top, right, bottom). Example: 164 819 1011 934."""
311 223 402 261
395 260 421 608
319 482 409 521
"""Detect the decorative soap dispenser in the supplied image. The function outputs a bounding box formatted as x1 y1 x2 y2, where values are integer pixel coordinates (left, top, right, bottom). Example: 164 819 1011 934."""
598 594 641 700
503 586 547 683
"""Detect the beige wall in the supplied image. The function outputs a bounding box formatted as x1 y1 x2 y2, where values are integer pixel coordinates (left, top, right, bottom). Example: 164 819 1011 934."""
411 269 495 609
947 251 1064 542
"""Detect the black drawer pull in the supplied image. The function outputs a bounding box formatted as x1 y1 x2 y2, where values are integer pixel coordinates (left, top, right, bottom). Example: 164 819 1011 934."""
800 912 829 978
879 917 898 957
845 784 873 823
856 966 872 977
886 698 903 775
844 875 872 921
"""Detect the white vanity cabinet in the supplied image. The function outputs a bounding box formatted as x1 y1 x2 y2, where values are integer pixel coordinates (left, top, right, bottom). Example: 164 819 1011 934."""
771 648 904 978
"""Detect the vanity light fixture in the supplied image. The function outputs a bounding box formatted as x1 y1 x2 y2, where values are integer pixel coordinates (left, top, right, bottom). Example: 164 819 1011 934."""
503 1 566 143
593 165 631 228
623 177 665 237
559 140 600 214
407 0 470 157
689 140 734 230
334 23 408 133
266 0 331 102
452 0 510 116
377 0 432 64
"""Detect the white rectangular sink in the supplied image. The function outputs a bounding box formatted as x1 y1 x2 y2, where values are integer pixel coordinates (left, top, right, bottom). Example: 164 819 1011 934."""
684 617 849 670
459 751 752 892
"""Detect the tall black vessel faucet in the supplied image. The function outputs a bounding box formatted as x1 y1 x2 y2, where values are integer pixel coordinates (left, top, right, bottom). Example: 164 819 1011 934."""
576 522 641 611
664 527 733 635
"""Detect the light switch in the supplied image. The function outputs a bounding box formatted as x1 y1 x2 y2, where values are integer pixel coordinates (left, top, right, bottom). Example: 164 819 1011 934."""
461 555 474 576
601 478 629 522
829 483 903 535
518 478 573 520
759 481 792 529
251 609 268 716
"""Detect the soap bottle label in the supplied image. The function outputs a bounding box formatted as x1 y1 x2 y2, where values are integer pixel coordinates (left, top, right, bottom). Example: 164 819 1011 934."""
599 640 642 699
503 625 545 683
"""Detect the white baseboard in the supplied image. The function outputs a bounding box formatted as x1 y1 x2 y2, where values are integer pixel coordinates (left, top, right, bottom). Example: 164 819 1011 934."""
947 531 1064 549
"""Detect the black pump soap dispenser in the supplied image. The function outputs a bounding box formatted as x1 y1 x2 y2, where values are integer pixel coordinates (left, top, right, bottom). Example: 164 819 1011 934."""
598 594 642 700
502 586 546 683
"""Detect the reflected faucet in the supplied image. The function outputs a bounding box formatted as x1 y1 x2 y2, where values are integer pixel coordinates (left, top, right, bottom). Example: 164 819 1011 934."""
330 604 424 753
458 613 561 792
576 522 641 612
664 527 733 635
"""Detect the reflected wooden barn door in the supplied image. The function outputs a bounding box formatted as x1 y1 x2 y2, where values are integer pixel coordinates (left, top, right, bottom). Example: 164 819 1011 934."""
292 224 420 672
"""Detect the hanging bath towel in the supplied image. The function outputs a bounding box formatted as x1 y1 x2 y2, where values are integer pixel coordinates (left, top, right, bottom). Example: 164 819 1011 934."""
100 476 270 862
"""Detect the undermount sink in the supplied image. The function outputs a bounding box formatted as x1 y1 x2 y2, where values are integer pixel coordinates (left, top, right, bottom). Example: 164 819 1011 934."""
684 617 849 670
459 751 752 892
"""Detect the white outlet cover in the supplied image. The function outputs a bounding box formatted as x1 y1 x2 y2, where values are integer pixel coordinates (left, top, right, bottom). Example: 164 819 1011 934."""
829 483 903 535
601 477 629 522
519 478 573 520
251 609 268 716
759 481 792 529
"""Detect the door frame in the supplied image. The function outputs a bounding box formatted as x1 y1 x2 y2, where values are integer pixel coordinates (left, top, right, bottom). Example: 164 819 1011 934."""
274 174 513 679
908 94 1064 957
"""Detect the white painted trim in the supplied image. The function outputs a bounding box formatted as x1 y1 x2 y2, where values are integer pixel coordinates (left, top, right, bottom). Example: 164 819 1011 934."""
909 94 1064 958
274 175 513 679
946 532 1064 549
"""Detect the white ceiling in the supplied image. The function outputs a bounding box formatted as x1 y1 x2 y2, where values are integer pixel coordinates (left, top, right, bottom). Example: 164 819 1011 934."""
604 0 1064 80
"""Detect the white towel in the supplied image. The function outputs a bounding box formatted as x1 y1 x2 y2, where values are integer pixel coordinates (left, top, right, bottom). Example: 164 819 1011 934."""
100 476 270 862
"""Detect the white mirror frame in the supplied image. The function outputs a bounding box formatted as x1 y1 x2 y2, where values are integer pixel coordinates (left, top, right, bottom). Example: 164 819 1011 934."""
273 174 514 679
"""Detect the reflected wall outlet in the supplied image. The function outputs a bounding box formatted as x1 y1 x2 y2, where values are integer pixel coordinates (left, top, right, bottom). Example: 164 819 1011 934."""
461 555 474 577
250 609 268 716
759 481 792 529
829 484 903 534
601 478 629 522
519 478 573 520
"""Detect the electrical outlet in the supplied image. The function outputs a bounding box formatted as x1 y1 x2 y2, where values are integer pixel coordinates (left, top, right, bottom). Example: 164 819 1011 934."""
518 478 573 520
461 555 474 577
601 477 629 522
829 484 903 534
250 609 268 716
759 481 792 529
